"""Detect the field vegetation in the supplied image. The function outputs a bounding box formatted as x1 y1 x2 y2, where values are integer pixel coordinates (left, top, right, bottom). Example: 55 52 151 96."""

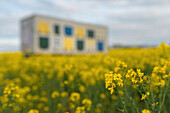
0 43 169 113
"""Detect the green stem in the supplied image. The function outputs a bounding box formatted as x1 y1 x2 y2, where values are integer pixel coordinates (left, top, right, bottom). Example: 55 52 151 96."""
148 78 154 110
159 77 170 113
137 87 150 109
124 86 140 113
123 76 140 113
141 83 153 109
117 88 127 113
159 86 163 105
149 79 154 103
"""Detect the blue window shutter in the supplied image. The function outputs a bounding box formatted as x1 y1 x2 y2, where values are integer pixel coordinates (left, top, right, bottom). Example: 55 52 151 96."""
98 42 103 51
65 26 72 36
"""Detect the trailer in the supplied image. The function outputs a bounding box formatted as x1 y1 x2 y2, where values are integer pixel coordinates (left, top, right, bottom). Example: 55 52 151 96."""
21 14 108 55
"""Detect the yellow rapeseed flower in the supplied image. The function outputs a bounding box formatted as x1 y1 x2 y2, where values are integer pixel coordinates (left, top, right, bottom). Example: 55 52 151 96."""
142 109 150 113
82 98 92 111
51 91 60 99
70 92 80 102
27 109 39 113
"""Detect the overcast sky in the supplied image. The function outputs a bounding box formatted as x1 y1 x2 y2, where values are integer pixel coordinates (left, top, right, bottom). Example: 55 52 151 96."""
0 0 170 51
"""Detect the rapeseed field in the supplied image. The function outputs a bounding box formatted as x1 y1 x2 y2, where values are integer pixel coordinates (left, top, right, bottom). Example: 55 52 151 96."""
0 43 169 113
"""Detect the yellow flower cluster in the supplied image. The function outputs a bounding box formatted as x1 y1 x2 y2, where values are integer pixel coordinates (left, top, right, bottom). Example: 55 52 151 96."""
104 43 170 113
151 59 170 88
3 83 20 97
125 68 147 84
105 61 127 94
1 83 23 111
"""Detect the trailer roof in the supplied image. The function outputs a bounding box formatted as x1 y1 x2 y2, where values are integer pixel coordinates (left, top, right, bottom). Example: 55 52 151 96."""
21 14 107 29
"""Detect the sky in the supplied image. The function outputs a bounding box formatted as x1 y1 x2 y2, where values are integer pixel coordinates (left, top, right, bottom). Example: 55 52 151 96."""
0 0 170 51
